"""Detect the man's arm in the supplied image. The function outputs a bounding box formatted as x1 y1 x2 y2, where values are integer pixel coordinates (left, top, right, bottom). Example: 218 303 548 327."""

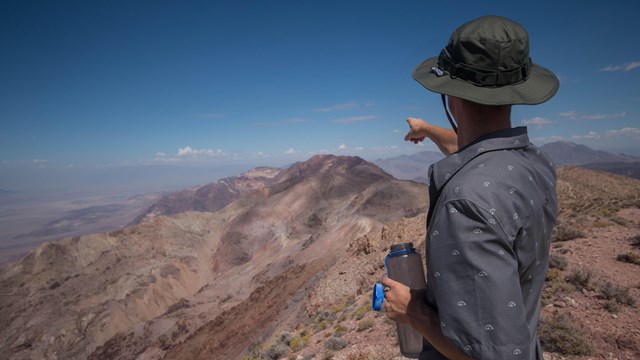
382 277 474 360
404 117 458 155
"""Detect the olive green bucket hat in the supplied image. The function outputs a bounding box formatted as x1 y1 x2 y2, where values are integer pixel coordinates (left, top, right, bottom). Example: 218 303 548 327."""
413 15 559 105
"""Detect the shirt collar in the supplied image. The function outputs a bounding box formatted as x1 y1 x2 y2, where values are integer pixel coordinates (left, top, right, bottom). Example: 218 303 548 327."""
429 126 531 191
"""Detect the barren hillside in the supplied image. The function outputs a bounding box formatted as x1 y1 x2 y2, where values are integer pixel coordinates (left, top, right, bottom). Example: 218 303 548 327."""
1 161 638 360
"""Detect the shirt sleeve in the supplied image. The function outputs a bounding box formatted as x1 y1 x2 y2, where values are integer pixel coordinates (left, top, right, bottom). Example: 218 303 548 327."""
427 198 530 359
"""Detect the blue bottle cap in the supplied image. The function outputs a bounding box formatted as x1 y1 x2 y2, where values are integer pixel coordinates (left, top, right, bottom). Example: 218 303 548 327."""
372 281 384 311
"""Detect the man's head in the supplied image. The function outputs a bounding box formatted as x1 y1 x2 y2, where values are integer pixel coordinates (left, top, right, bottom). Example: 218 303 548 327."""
413 16 559 106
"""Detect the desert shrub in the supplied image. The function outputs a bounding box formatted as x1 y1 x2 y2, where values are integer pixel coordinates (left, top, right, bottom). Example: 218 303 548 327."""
352 302 370 320
600 281 636 307
356 317 374 332
632 234 640 248
314 321 328 332
546 268 562 282
320 350 334 360
324 336 348 351
289 336 305 352
265 343 290 360
603 299 621 313
541 279 575 306
346 350 375 360
552 222 584 242
592 219 612 228
313 310 336 331
610 215 628 226
549 253 569 270
289 329 312 352
617 252 640 265
330 302 347 314
334 324 348 336
316 310 337 323
565 268 595 291
278 331 294 346
538 313 594 356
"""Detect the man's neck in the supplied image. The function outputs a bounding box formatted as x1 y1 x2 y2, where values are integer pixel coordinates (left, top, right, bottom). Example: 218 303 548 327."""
455 104 512 149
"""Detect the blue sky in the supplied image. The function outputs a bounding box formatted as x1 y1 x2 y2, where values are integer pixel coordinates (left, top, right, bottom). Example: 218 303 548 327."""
2 0 639 174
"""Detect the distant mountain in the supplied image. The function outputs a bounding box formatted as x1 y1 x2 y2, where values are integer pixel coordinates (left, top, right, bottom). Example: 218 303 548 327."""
374 143 640 182
132 166 283 224
0 154 428 360
374 150 443 183
541 141 640 166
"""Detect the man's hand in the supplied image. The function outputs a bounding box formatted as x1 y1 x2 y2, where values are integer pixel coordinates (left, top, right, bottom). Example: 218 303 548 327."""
404 117 429 144
403 117 459 155
381 276 413 324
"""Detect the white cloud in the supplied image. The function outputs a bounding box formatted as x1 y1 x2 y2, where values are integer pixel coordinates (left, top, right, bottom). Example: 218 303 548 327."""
177 146 225 157
600 61 640 72
580 112 626 120
354 146 364 151
392 129 402 133
530 135 567 144
332 115 377 124
155 152 166 157
338 144 347 150
284 148 296 155
605 127 640 138
559 111 578 120
572 131 601 140
559 111 626 120
521 117 553 127
313 101 359 112
32 159 48 163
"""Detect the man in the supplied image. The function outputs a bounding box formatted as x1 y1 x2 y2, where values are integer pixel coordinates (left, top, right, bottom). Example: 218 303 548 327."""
382 16 559 360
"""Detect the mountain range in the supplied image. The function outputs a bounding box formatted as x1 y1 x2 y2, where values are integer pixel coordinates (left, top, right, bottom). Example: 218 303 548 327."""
1 143 639 360
0 155 428 359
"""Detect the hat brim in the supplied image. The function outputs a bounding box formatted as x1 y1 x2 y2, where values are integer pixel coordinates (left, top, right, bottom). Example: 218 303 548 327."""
412 56 559 105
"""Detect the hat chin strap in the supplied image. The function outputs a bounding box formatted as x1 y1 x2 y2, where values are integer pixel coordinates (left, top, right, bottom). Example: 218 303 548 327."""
442 94 458 134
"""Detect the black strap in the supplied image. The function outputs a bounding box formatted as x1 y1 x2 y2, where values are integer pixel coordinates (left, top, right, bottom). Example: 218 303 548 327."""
438 48 531 87
441 94 457 134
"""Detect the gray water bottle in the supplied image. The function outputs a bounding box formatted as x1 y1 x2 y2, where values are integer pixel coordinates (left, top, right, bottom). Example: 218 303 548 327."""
385 242 427 358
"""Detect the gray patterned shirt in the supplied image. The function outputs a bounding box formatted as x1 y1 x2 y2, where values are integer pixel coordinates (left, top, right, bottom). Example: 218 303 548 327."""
420 127 557 360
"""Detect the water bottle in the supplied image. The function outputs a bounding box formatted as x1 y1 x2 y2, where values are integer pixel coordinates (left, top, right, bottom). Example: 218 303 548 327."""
372 242 427 358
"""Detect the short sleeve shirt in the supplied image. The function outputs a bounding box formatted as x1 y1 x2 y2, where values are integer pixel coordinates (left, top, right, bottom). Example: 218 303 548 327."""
420 127 557 360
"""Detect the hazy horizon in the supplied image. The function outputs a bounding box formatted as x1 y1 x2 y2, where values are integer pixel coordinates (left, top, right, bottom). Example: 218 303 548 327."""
2 1 639 178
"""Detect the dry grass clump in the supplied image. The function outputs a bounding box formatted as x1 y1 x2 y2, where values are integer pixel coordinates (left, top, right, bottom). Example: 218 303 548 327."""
565 268 595 291
542 273 575 306
631 234 640 248
352 301 371 320
324 336 348 351
552 222 585 242
617 251 640 265
549 253 569 270
599 281 636 307
242 329 314 360
346 350 377 360
356 317 374 332
538 313 594 356
312 310 337 331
